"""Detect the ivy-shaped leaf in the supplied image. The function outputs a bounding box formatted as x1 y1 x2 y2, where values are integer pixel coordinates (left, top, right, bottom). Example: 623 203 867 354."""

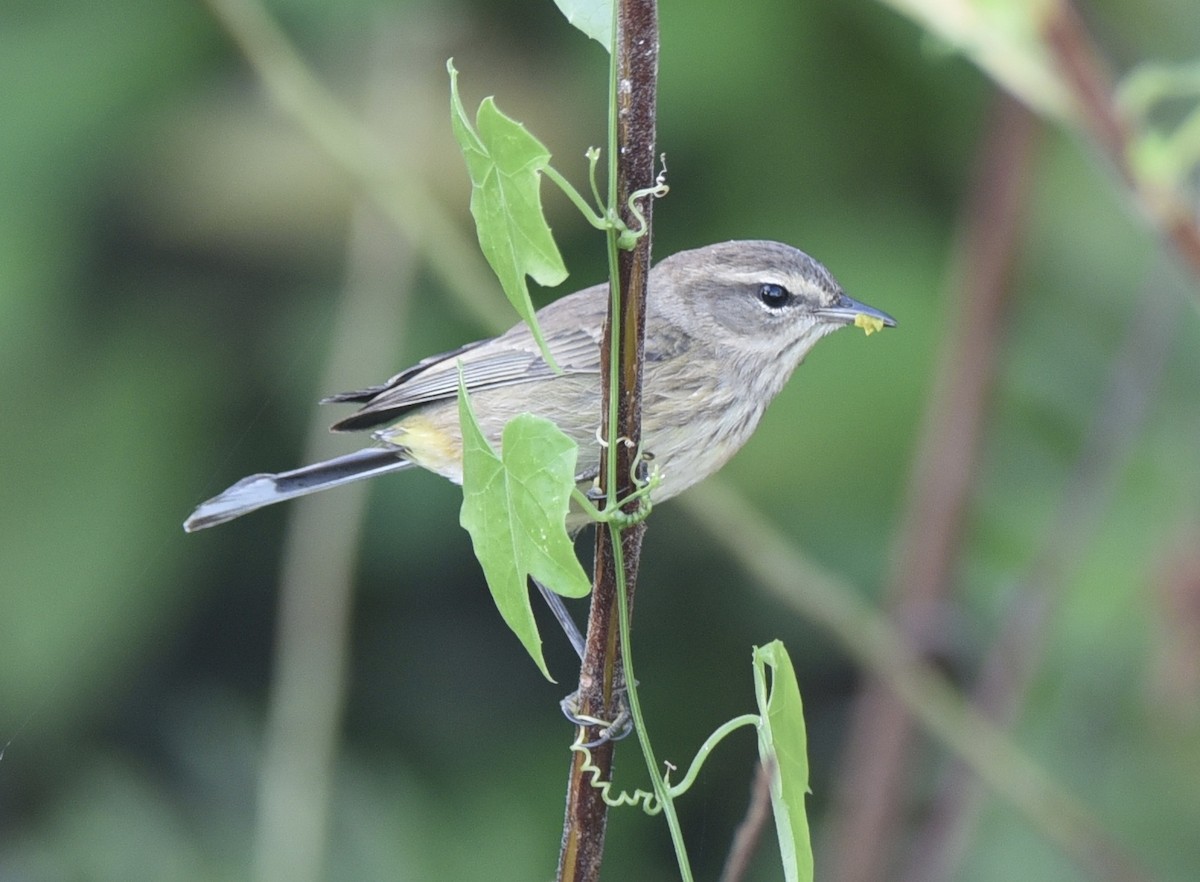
753 641 814 882
551 0 613 51
457 370 591 681
448 60 568 370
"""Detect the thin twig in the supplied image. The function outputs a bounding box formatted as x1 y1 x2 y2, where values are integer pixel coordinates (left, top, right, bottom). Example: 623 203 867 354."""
719 759 776 882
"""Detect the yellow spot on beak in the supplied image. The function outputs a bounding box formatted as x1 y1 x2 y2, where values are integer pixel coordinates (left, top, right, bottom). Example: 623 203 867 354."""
855 313 885 336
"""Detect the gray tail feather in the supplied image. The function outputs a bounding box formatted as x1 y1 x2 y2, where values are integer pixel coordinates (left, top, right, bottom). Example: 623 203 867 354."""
184 448 414 532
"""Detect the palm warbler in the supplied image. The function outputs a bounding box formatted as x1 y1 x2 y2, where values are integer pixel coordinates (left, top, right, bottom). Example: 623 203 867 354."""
184 240 894 532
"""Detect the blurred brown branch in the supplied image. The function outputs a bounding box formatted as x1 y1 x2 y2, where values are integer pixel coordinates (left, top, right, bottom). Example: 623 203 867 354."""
719 759 775 882
1150 536 1200 726
877 0 1200 286
826 91 1037 882
1041 1 1200 279
900 249 1180 882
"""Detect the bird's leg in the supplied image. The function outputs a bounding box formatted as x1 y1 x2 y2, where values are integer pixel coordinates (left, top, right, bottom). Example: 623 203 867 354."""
535 563 634 744
533 577 586 660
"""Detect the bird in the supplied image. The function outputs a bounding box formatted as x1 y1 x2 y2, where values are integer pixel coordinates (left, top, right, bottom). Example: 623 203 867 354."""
184 239 894 534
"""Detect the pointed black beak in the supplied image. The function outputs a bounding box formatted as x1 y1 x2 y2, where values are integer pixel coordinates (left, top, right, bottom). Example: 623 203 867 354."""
816 293 897 328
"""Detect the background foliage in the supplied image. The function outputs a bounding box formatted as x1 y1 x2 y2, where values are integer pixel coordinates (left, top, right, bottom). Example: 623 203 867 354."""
2 0 1199 880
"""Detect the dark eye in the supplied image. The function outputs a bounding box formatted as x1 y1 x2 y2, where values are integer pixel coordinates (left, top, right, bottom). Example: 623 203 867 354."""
758 283 792 309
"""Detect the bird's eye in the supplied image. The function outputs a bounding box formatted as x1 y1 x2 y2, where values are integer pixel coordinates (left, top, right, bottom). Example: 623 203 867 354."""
758 283 792 309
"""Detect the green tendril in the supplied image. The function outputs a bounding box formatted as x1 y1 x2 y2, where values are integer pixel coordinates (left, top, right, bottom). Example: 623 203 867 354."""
571 713 761 813
615 156 669 249
586 147 605 214
571 732 663 814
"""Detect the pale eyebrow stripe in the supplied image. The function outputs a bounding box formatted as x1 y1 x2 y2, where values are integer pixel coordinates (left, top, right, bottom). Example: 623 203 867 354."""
719 271 797 286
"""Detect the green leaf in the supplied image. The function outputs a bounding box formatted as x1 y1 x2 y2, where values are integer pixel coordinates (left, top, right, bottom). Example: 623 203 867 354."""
457 369 591 681
447 60 568 370
551 0 613 51
752 641 814 882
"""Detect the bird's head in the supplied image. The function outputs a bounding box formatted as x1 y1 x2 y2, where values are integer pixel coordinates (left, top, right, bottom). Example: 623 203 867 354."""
652 239 896 366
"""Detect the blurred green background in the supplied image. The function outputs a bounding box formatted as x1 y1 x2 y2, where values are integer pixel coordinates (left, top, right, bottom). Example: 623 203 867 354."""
2 0 1199 880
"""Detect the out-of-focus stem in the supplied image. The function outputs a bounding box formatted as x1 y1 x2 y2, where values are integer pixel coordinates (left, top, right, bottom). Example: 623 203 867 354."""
825 93 1036 882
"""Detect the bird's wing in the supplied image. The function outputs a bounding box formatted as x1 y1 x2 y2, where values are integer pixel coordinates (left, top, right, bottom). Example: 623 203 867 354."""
328 284 606 431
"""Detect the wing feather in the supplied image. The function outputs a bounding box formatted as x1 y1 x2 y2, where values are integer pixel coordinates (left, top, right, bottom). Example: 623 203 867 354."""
329 283 606 431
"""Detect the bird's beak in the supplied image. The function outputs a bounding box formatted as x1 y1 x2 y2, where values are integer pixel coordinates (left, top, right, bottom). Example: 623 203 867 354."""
816 294 897 329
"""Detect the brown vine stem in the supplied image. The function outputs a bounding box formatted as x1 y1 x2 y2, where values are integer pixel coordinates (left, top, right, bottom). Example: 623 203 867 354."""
557 2 659 881
899 237 1181 882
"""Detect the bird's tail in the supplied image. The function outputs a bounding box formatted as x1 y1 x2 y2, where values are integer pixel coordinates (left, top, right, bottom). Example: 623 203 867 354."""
184 448 414 532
